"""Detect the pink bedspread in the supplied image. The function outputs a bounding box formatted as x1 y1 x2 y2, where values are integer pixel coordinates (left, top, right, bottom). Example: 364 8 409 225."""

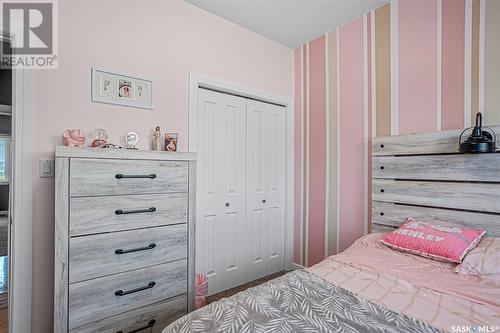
309 233 500 332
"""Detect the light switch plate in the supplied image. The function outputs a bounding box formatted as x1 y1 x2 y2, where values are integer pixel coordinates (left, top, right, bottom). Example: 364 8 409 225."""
39 159 55 178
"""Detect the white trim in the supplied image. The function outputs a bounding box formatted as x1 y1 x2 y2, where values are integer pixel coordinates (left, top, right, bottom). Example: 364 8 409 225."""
371 10 377 138
304 43 310 267
10 67 35 333
188 71 295 271
464 0 472 127
436 0 442 131
324 34 330 258
335 29 341 254
391 0 399 135
479 0 485 117
363 15 369 235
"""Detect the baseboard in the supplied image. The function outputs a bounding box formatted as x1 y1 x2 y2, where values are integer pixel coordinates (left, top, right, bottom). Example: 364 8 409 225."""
290 263 305 271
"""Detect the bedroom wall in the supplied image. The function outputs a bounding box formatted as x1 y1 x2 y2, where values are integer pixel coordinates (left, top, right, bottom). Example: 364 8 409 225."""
293 0 500 267
33 1 293 331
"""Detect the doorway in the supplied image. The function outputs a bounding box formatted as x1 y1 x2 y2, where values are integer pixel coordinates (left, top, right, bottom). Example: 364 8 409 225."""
0 35 34 333
0 39 12 333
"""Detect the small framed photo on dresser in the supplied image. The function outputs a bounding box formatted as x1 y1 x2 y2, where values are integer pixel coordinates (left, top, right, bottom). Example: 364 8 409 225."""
164 133 178 152
92 68 153 109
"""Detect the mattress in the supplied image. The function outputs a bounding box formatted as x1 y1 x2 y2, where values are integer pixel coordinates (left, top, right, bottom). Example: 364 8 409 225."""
309 233 500 332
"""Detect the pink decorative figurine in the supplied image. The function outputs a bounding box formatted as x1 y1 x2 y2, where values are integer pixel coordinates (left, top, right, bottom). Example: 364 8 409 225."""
62 129 86 147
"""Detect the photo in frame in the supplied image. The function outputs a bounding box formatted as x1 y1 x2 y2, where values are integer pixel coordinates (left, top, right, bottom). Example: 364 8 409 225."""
164 133 178 152
91 68 153 109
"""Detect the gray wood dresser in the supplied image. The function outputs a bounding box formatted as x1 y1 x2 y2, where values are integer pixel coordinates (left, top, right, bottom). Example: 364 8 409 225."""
54 146 196 333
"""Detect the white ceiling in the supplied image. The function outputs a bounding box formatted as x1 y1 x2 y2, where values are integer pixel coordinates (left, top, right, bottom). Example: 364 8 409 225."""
186 0 388 49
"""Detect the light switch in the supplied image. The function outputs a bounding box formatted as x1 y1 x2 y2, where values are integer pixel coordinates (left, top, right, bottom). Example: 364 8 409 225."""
39 159 55 178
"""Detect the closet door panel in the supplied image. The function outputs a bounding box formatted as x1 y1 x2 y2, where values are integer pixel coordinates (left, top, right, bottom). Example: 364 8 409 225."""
246 100 285 280
264 106 285 275
197 90 223 294
220 93 247 291
246 104 267 281
197 89 246 295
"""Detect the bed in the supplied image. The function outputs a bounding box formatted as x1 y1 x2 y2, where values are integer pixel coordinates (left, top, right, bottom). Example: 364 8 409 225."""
163 128 500 333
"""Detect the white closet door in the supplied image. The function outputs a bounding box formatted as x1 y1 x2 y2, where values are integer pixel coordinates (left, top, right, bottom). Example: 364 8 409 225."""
196 88 247 295
246 99 285 281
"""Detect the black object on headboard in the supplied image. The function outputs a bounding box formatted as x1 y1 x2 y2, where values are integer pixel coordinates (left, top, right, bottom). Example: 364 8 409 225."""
459 113 496 153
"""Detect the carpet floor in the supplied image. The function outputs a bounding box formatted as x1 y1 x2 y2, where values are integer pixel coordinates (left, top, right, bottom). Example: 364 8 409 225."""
206 271 287 305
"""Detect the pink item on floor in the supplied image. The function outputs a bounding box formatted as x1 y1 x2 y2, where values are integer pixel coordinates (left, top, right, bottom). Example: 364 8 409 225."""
195 273 208 309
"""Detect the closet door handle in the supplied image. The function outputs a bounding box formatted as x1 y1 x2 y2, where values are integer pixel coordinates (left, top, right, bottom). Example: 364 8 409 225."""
115 207 156 215
115 173 157 179
225 202 229 207
115 243 156 255
262 199 266 203
116 319 156 333
114 282 156 296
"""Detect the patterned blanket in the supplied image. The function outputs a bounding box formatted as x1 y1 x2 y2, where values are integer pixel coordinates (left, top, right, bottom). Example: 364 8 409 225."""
163 270 443 333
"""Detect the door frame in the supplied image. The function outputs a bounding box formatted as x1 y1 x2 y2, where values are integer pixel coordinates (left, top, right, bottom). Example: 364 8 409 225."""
188 71 295 271
0 34 35 333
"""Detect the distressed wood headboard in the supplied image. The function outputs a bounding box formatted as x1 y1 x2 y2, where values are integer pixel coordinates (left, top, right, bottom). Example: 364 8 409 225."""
371 126 500 237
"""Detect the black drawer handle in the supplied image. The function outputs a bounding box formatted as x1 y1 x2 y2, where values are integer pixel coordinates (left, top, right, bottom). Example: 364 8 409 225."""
116 319 156 333
115 207 156 215
115 173 157 179
115 243 156 255
115 281 156 296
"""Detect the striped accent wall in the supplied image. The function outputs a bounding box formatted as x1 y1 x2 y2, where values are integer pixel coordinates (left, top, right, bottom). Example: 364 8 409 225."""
442 0 465 130
398 0 438 134
293 47 303 265
307 36 327 266
293 0 500 267
338 17 366 252
484 0 500 126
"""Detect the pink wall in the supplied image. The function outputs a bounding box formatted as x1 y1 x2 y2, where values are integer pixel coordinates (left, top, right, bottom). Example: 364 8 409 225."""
338 18 366 251
293 47 302 264
307 36 326 265
442 0 465 130
367 14 373 233
398 0 438 134
33 1 293 331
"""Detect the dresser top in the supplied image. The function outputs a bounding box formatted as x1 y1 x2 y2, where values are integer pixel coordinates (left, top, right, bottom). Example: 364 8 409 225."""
56 146 196 161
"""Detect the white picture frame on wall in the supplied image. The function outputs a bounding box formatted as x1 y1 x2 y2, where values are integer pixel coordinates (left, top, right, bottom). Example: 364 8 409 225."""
91 68 153 109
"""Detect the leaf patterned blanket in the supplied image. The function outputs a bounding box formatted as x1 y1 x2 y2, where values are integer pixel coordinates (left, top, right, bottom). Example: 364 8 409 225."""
163 270 443 333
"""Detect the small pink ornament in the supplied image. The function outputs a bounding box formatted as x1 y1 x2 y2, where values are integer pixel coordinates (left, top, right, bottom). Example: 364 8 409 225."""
62 129 86 147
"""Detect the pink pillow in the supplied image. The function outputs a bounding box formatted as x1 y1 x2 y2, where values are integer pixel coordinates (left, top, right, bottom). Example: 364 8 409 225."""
381 218 486 263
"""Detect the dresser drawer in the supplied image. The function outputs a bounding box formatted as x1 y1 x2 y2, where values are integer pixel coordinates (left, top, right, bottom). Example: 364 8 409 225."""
70 158 188 197
69 225 187 282
69 259 187 329
70 193 188 236
71 295 187 333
